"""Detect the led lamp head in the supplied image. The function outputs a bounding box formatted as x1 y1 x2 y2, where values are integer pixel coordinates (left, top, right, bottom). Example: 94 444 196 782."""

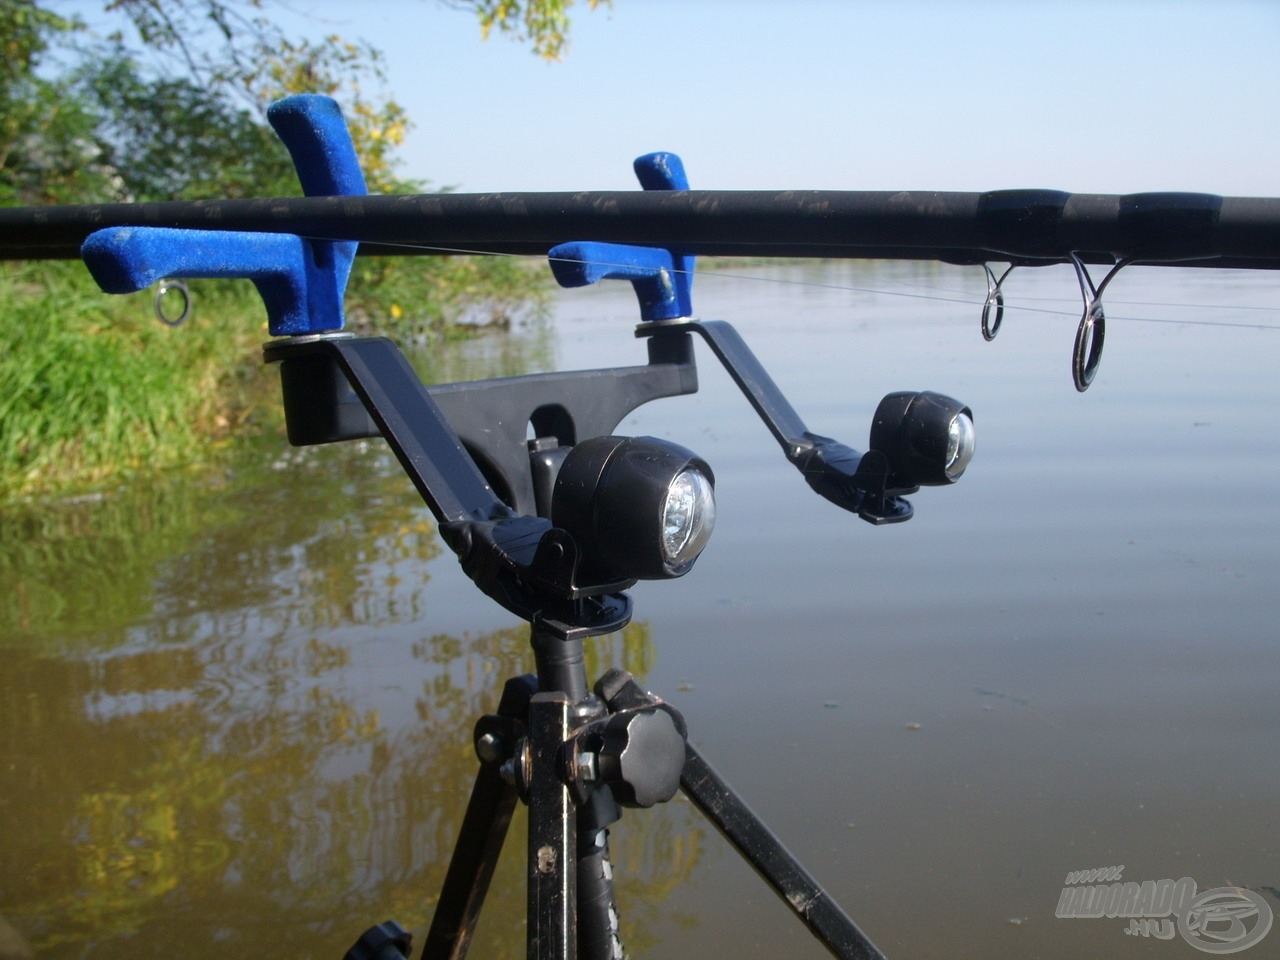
870 391 975 488
552 436 716 582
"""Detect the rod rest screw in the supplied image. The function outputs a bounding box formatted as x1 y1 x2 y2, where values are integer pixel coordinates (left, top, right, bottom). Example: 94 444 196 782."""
596 708 685 808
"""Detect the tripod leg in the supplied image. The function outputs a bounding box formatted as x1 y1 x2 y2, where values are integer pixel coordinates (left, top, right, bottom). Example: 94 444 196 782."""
680 742 886 960
528 692 575 960
421 758 519 960
423 675 537 960
576 788 624 960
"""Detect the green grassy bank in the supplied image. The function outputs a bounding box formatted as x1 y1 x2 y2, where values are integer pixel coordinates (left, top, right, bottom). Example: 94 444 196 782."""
0 261 278 505
0 255 548 506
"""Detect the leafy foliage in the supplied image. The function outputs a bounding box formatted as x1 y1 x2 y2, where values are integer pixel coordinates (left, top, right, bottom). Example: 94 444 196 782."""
2 0 574 307
0 0 610 496
97 1 414 193
76 52 299 201
0 2 111 203
458 0 610 60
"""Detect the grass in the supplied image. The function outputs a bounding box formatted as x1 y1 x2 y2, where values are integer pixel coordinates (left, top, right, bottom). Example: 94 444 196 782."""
0 261 277 504
0 254 551 506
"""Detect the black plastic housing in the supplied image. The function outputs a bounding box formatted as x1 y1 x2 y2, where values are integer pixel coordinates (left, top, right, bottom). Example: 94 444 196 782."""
279 350 379 446
870 391 973 488
552 436 715 583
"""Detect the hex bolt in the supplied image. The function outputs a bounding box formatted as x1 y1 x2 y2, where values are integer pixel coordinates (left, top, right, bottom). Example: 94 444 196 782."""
499 758 516 786
576 750 599 784
503 739 532 797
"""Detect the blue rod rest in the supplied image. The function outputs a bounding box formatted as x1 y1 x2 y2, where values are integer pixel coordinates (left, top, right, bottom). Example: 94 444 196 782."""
80 95 368 337
548 152 695 322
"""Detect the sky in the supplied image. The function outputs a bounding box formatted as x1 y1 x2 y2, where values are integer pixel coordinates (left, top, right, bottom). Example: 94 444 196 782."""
54 0 1280 197
264 0 1280 198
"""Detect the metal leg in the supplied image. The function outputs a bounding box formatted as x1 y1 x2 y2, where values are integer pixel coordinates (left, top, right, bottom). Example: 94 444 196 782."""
421 762 519 960
422 675 537 960
528 692 576 960
367 665 885 960
680 742 886 960
575 789 624 960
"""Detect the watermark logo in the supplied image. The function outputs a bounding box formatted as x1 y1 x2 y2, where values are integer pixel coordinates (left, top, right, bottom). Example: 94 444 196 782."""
1055 867 1273 954
1180 888 1273 955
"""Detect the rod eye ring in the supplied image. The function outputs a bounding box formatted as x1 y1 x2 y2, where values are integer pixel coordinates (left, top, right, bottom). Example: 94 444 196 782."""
980 263 1015 341
1068 255 1131 392
154 278 191 326
1072 302 1105 391
981 289 1004 341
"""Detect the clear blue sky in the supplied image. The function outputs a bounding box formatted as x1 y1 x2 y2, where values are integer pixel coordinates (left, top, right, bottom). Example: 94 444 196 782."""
291 0 1280 197
64 0 1280 196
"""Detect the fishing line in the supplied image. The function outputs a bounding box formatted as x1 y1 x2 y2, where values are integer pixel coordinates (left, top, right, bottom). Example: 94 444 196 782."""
308 235 1280 333
681 264 1280 331
902 283 1280 315
816 263 1280 315
992 301 1280 332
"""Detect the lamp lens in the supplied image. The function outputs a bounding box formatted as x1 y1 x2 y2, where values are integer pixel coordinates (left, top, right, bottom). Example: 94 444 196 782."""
945 412 976 480
661 468 716 566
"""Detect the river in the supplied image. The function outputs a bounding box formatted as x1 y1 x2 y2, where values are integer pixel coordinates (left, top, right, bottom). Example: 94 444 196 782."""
2 260 1278 959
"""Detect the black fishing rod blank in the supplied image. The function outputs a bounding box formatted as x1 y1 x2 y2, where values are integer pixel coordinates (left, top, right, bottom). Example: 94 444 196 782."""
4 188 1280 268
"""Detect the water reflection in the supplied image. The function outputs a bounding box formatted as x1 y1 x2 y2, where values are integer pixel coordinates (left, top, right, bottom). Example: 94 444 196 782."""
0 328 705 959
8 262 1280 960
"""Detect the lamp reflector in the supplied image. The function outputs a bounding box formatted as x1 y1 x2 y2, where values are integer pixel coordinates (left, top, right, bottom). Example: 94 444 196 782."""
945 412 976 481
662 468 716 566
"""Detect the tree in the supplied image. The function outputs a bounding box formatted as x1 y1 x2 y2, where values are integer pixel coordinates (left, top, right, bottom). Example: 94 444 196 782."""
453 0 610 60
2 0 610 497
0 2 113 203
3 0 611 202
93 0 413 193
91 0 611 188
2 0 614 325
76 52 298 202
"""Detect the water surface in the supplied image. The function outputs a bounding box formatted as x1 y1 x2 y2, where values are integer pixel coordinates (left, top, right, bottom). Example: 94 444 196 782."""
2 261 1278 959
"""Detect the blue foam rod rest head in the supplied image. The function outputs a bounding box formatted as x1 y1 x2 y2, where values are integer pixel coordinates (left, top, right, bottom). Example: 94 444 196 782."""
633 152 695 309
634 153 689 192
268 95 369 199
80 94 368 336
82 227 342 336
267 94 369 303
549 241 689 322
547 152 696 322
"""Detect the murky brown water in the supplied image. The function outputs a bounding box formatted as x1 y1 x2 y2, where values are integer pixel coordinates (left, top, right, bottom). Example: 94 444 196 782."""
3 261 1279 959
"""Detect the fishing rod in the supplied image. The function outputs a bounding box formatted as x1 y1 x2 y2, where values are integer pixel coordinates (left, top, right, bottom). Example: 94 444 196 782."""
10 167 1279 393
3 188 1280 269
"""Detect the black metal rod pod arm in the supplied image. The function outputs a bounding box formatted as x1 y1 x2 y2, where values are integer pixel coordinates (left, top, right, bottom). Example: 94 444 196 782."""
268 330 888 960
264 332 667 626
639 319 914 524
